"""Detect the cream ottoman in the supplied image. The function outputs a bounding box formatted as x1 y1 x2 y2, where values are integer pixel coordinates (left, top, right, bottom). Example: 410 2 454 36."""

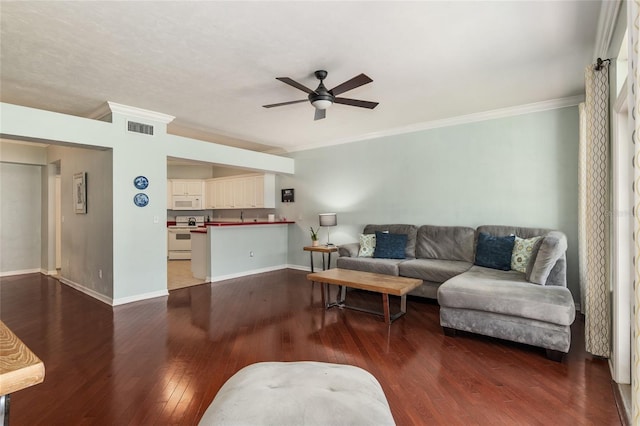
198 361 395 425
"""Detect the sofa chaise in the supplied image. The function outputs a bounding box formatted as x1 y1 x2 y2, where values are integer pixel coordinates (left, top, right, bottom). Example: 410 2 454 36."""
337 224 576 360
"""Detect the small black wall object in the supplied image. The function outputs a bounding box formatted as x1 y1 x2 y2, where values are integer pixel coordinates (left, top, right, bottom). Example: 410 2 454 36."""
281 188 294 203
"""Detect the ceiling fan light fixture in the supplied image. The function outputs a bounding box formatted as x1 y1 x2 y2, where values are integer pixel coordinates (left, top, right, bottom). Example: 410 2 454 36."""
311 99 332 110
263 69 377 120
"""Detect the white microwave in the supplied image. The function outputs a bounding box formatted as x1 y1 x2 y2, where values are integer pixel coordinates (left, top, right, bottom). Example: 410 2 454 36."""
172 195 202 210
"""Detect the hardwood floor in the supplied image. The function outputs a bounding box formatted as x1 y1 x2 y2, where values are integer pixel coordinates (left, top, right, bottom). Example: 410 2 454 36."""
0 270 621 425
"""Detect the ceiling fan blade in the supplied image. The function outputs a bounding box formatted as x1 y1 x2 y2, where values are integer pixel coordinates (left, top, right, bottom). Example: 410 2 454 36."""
314 108 326 120
276 77 316 94
329 73 373 96
334 97 379 109
262 99 308 108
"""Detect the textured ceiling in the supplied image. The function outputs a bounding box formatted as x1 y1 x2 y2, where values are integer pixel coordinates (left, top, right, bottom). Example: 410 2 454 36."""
0 1 601 153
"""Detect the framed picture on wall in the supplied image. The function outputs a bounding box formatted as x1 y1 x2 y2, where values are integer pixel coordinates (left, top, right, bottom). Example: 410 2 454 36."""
281 188 294 203
73 172 87 214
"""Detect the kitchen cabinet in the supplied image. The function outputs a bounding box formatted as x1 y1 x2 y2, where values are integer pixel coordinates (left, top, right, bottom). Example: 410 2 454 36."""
203 173 275 209
172 180 204 196
204 179 226 209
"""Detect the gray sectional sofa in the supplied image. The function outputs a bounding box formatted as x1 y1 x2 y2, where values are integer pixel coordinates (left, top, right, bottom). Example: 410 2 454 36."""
337 224 576 361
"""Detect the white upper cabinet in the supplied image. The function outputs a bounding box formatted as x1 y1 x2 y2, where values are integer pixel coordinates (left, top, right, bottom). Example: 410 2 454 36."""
172 180 204 196
201 173 275 209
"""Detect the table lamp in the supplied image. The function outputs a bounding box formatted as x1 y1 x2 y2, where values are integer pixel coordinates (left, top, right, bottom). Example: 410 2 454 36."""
319 213 337 246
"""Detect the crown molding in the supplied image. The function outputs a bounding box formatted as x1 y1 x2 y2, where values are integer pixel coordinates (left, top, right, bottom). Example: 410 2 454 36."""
85 102 176 124
107 102 175 124
85 102 113 121
593 0 622 60
287 95 585 153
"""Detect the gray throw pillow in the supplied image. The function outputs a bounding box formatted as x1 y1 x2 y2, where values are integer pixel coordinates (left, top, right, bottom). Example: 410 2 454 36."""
528 231 567 285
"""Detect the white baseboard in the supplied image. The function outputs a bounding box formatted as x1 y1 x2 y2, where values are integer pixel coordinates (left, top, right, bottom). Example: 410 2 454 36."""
112 290 169 306
58 277 113 305
211 264 289 282
287 264 311 272
59 276 169 306
206 264 308 282
44 269 58 276
0 268 42 277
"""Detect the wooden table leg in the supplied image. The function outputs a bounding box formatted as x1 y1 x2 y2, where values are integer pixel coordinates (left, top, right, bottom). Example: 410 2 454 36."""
382 293 391 325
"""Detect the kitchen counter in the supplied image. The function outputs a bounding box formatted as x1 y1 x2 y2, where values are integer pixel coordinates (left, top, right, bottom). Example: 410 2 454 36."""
191 221 294 232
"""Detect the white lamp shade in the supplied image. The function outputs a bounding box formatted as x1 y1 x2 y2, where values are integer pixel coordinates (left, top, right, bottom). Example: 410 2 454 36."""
319 213 337 227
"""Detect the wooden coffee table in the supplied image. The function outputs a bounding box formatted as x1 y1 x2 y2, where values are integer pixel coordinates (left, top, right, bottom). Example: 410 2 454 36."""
306 269 422 324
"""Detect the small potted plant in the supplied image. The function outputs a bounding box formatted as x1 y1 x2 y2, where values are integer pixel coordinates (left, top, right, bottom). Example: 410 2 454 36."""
310 226 320 246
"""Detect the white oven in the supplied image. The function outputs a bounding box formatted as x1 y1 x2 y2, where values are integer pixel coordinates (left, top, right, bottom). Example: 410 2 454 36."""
167 216 204 260
168 228 193 259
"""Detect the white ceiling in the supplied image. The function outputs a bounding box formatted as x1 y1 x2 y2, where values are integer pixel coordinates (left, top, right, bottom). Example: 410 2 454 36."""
1 1 602 153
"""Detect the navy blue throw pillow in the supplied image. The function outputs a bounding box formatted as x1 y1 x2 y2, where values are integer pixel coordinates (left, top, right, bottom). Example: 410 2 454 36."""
474 232 515 271
373 231 407 259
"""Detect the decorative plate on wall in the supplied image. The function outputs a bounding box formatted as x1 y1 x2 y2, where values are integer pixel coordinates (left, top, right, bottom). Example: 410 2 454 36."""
134 175 149 190
133 193 149 207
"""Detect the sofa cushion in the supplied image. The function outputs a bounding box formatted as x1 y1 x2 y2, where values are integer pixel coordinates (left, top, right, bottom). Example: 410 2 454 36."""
511 236 543 273
358 234 376 257
528 231 568 285
477 225 552 240
363 224 418 258
399 259 472 283
415 225 476 262
474 233 515 271
437 266 576 326
373 232 407 259
338 242 360 258
336 257 403 276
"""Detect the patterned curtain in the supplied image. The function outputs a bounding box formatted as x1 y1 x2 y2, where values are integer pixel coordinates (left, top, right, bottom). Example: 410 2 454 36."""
581 61 610 358
628 2 640 423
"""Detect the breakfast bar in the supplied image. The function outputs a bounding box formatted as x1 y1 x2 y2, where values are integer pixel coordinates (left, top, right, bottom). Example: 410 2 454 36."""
191 220 294 281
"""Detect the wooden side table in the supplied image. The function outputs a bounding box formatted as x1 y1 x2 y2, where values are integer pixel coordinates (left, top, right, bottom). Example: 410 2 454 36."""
303 245 338 272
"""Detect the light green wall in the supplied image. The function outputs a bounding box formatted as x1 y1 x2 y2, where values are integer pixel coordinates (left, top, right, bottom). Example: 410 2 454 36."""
208 225 289 280
278 106 580 300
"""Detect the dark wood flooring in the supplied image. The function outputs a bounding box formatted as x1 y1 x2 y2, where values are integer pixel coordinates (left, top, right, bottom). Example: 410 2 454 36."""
0 270 621 425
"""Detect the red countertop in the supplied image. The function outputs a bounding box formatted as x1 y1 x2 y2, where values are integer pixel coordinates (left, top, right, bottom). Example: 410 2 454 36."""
190 221 295 233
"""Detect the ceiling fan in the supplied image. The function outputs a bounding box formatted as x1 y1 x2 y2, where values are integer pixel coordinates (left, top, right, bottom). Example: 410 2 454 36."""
263 70 378 120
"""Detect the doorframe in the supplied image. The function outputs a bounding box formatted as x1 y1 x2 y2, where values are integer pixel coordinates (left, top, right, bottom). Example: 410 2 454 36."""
610 77 633 384
46 161 62 275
